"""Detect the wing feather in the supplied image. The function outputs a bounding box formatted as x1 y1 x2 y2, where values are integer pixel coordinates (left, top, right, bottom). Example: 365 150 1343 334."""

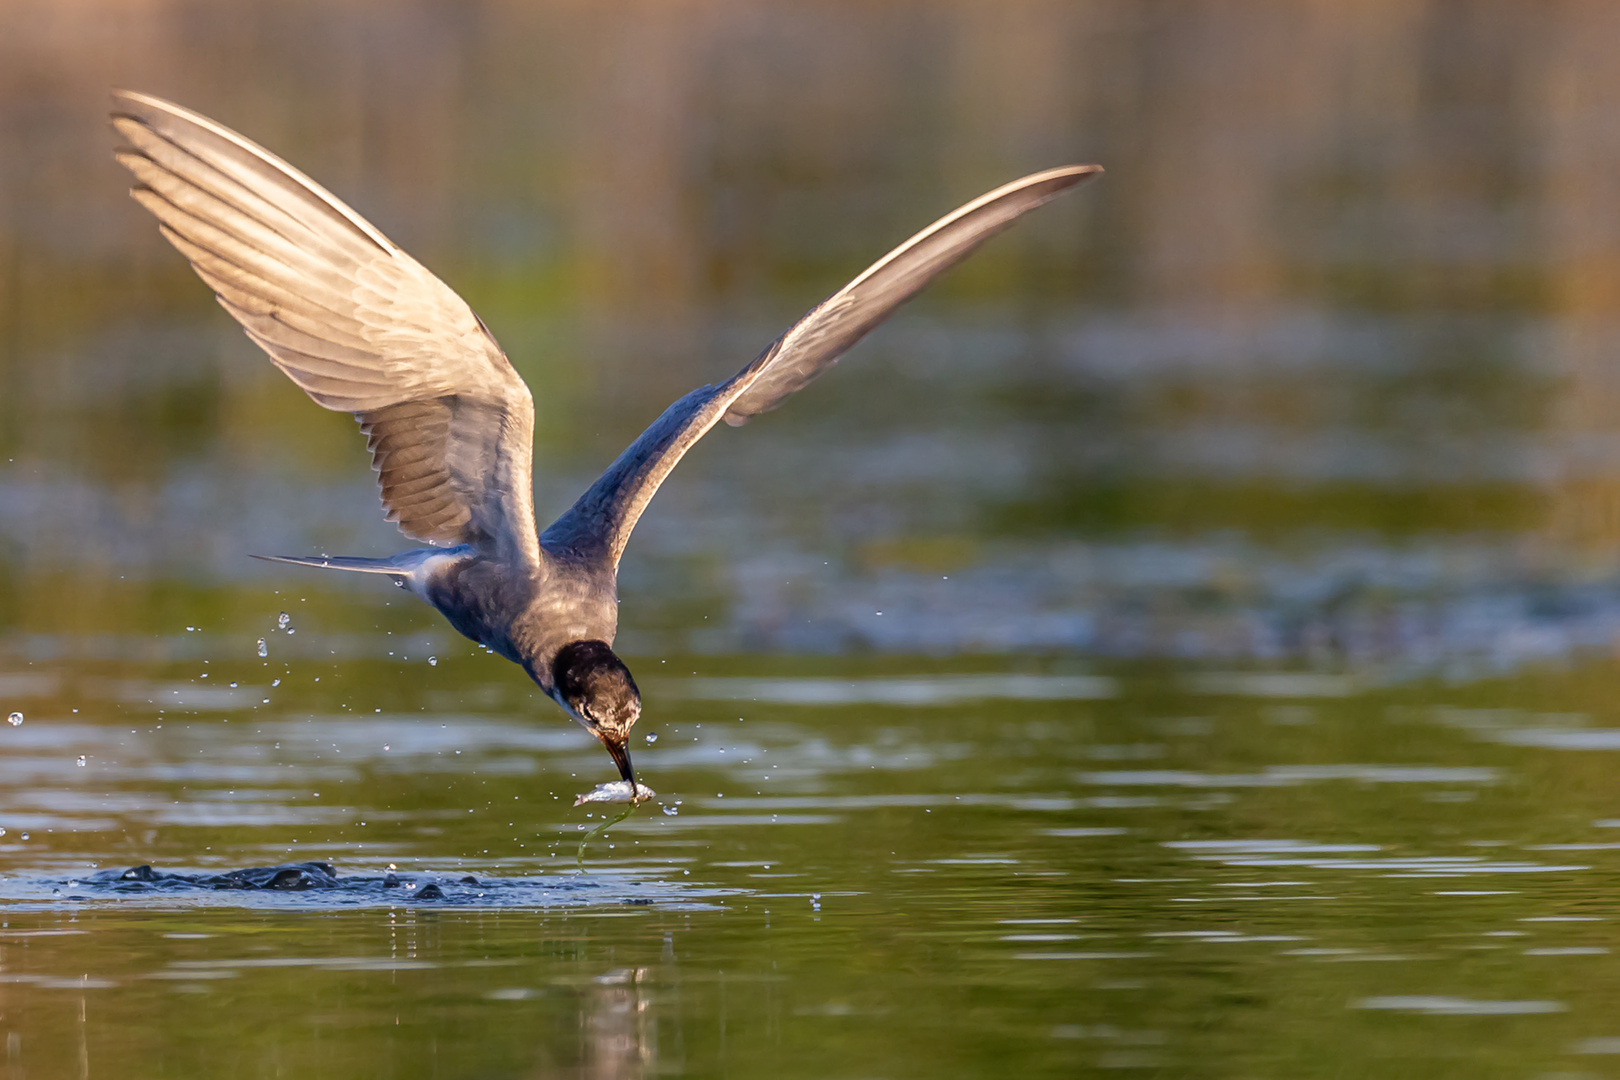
543 166 1100 565
113 91 538 562
156 224 374 343
724 166 1100 424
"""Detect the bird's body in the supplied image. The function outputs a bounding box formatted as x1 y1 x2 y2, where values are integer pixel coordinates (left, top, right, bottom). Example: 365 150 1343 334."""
111 90 1100 790
273 546 613 672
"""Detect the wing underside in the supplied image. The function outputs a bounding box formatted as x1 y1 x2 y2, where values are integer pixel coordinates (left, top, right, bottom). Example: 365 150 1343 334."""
544 165 1101 566
112 91 539 563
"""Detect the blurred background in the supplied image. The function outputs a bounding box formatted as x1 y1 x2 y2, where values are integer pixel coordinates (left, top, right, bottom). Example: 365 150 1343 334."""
13 5 1620 1079
8 0 1620 670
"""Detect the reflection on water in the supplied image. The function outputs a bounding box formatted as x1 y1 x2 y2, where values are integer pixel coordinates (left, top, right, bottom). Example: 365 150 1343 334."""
675 672 1119 704
3 650 1620 1074
1355 996 1567 1016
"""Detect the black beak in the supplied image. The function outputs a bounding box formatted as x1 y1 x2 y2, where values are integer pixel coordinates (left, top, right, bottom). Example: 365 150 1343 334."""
603 735 637 797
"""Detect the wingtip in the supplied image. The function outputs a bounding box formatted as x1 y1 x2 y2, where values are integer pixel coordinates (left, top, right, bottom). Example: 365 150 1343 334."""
247 553 326 567
1013 164 1103 206
110 88 181 111
108 91 144 134
1048 163 1104 185
109 88 163 120
970 164 1102 209
108 90 180 142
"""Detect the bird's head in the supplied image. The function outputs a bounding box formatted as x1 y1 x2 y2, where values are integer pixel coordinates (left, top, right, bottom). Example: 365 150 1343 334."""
548 639 641 791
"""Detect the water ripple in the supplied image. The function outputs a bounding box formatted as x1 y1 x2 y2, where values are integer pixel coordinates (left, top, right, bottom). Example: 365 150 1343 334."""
1 861 730 911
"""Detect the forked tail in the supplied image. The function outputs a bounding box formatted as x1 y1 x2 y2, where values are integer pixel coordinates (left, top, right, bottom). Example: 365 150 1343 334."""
250 553 411 576
251 547 471 605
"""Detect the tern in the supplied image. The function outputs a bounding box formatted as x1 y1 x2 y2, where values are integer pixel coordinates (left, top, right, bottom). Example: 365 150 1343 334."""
111 90 1100 794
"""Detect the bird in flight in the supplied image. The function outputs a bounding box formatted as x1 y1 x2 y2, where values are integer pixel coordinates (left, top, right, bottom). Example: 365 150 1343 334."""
111 90 1100 795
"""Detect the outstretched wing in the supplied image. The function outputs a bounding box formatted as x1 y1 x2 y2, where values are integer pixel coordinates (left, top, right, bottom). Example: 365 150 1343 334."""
542 165 1100 566
111 91 539 565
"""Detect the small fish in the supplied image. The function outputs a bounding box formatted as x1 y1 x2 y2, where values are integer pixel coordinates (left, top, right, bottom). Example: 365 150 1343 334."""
573 780 655 807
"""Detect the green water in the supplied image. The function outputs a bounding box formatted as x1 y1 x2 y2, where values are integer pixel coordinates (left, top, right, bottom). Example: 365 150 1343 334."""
5 646 1620 1077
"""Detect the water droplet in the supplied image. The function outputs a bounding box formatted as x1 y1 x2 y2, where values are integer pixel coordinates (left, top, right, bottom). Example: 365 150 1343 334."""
0 828 6 837
19 833 28 841
645 732 658 744
661 805 679 816
76 755 86 767
228 682 238 689
186 626 198 632
277 612 290 630
257 638 268 658
271 678 281 687
428 656 438 667
6 712 20 726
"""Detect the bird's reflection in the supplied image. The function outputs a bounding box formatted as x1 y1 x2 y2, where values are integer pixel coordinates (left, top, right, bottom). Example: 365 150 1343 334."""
528 966 658 1080
582 968 656 1080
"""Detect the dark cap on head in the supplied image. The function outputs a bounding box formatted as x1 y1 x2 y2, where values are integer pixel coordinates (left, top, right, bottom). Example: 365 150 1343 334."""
552 640 641 786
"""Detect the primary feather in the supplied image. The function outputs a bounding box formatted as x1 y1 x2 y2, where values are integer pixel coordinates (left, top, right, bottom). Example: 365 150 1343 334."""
111 90 539 566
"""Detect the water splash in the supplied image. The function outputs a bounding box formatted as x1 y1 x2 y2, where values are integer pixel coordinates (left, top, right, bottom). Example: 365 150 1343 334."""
18 862 724 910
